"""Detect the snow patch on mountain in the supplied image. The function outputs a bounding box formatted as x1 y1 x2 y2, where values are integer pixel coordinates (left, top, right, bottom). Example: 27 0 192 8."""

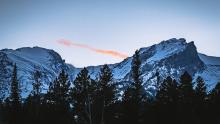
146 38 187 64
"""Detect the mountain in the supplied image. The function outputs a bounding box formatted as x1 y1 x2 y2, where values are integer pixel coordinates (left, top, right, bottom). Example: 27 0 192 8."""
86 38 219 96
0 38 219 98
0 47 78 98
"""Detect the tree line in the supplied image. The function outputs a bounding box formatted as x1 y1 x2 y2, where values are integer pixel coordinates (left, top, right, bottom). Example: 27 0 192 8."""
0 50 220 124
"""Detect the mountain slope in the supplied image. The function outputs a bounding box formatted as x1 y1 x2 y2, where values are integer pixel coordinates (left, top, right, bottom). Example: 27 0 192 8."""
198 54 220 66
196 54 220 89
0 38 219 98
0 47 77 97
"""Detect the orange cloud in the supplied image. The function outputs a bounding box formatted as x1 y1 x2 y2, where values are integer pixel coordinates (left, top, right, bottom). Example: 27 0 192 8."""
57 39 128 59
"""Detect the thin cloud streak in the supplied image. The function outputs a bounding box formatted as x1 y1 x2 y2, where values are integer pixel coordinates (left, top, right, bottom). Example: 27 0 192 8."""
57 39 128 59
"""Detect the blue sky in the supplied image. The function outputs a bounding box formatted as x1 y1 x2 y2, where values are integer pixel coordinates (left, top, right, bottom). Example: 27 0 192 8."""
0 0 220 67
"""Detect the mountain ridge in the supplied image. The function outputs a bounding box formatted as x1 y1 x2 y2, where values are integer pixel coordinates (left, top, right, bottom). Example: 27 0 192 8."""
0 38 219 98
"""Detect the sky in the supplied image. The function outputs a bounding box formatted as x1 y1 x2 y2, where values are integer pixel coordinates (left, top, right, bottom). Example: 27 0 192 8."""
0 0 220 67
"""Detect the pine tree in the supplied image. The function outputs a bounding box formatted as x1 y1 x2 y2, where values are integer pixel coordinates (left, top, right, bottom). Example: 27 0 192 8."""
178 71 196 124
131 50 143 103
54 69 71 124
44 82 55 105
122 87 136 124
179 71 194 103
32 70 42 96
98 64 116 124
56 69 70 106
195 76 207 102
40 81 56 124
71 68 95 124
0 57 9 100
40 69 72 124
9 64 22 124
155 76 179 124
10 64 21 107
122 50 145 124
45 69 70 107
194 76 208 124
156 76 178 105
33 70 42 117
23 70 42 124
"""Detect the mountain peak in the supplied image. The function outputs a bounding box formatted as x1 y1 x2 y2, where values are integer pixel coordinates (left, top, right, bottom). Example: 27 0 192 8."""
159 38 187 45
139 38 190 65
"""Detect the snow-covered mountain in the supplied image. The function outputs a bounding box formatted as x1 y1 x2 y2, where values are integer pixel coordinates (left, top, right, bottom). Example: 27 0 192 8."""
0 38 219 98
0 47 78 97
86 38 219 95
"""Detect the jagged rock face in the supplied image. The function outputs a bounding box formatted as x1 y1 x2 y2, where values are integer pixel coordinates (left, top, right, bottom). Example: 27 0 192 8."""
104 38 205 82
156 42 205 76
0 38 219 98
